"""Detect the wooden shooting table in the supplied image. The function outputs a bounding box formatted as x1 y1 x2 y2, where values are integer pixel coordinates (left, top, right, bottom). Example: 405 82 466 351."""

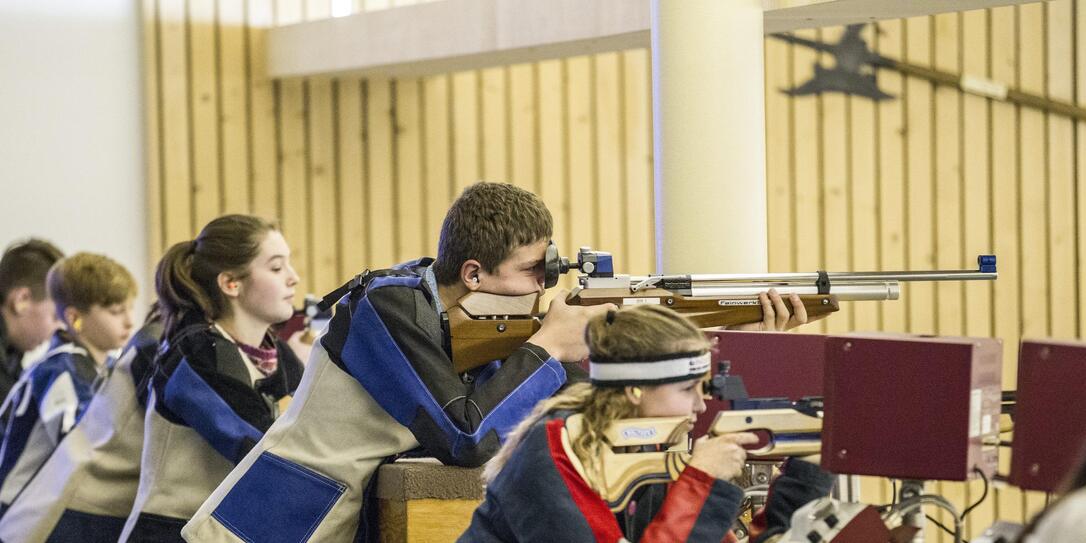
375 458 485 543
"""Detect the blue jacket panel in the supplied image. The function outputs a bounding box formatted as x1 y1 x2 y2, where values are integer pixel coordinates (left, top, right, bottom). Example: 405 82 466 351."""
0 334 97 492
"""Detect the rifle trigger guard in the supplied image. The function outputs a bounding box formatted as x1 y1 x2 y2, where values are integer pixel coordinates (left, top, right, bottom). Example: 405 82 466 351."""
816 271 831 295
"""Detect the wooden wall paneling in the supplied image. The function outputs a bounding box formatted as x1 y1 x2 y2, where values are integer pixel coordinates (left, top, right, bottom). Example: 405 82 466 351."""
622 49 654 275
594 52 626 264
452 71 480 192
336 78 368 278
790 29 825 332
247 0 280 221
481 67 508 182
305 1 340 297
904 16 936 337
218 0 250 215
395 78 426 263
1017 2 1053 522
990 5 1023 393
961 11 995 349
367 78 396 267
849 24 879 334
144 0 164 278
876 19 908 334
275 79 309 298
1046 0 1077 341
510 63 538 193
189 0 222 229
160 0 194 244
989 4 1024 523
1019 3 1049 348
820 27 852 334
567 56 597 253
961 8 997 535
423 74 452 255
306 78 339 296
934 13 963 338
766 36 795 274
538 59 574 290
933 14 965 536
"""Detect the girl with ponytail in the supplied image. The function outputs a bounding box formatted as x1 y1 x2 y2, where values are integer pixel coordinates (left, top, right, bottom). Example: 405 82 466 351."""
460 305 835 543
119 215 305 542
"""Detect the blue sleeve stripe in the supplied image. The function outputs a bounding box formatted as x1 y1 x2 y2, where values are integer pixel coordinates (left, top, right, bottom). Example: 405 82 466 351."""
162 359 263 462
340 297 565 457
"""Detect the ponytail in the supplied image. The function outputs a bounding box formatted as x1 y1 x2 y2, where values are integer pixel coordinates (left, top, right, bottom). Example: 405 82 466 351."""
156 240 212 335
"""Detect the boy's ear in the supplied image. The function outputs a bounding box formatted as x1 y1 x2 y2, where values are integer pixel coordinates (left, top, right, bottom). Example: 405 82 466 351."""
63 306 81 330
4 286 31 314
217 272 241 298
459 260 483 292
624 386 644 407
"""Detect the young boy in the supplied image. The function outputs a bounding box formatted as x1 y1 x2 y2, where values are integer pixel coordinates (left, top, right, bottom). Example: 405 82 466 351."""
0 307 162 542
0 239 64 400
0 252 136 514
183 182 614 543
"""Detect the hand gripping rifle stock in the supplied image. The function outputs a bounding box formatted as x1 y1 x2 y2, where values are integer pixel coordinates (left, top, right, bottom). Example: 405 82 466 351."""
561 399 824 513
447 246 997 373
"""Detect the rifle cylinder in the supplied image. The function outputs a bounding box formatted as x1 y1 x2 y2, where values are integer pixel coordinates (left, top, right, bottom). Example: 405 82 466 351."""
686 282 899 301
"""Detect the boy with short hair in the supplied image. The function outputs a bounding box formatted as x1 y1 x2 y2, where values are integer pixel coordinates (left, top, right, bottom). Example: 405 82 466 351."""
184 182 614 542
0 239 64 399
0 252 137 513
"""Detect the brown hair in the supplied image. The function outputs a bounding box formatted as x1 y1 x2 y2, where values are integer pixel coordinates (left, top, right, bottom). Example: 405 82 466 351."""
47 253 137 316
484 305 710 487
584 304 711 362
156 214 277 336
0 239 64 301
432 182 553 285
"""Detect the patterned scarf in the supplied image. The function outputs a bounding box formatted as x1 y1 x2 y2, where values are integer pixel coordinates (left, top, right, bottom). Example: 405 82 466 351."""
237 336 278 377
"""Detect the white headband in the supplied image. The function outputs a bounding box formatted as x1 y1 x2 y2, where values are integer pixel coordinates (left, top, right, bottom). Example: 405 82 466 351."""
589 351 711 386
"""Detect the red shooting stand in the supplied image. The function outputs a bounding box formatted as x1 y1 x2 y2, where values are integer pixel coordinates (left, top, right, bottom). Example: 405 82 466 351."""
821 333 1002 481
1009 339 1086 492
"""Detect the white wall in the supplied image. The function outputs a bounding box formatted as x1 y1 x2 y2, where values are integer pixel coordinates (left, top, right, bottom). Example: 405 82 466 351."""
0 0 149 313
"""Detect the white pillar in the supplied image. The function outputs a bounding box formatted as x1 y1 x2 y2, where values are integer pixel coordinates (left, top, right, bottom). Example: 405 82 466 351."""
651 0 768 274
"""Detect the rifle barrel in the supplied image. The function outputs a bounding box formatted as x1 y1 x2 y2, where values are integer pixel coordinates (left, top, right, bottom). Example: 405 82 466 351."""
675 269 996 283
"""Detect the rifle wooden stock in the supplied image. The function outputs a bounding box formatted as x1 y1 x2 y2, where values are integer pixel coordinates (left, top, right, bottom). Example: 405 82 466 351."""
564 414 691 512
448 292 839 373
563 409 822 512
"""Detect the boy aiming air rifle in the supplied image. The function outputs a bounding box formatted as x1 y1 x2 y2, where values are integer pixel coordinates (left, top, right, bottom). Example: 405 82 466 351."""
446 246 998 373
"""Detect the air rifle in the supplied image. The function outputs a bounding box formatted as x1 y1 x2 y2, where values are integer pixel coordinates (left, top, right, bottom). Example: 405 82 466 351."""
561 398 823 513
447 245 998 373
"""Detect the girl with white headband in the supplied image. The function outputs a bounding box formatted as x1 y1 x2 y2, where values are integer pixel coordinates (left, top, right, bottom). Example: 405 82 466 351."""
459 304 834 542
